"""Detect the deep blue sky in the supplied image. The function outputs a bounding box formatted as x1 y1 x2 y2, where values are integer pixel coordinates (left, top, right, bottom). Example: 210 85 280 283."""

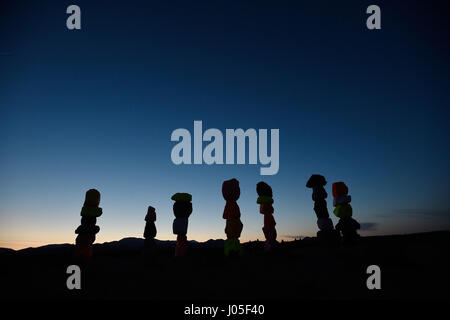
1 0 449 249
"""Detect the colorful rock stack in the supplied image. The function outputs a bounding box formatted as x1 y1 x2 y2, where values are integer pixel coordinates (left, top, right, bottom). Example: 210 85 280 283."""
222 178 244 256
74 189 102 261
256 181 277 251
332 182 360 244
306 175 340 244
143 205 157 256
171 193 192 257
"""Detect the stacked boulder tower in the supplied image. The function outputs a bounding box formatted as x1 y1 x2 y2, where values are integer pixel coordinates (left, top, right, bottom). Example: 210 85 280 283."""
171 193 193 257
306 175 340 244
256 181 277 251
332 182 360 245
74 189 103 261
222 178 244 256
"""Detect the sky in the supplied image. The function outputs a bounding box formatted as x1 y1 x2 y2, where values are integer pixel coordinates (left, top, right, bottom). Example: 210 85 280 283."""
1 0 449 250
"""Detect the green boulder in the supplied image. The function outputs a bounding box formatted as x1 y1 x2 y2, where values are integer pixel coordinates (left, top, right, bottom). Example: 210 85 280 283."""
171 193 192 202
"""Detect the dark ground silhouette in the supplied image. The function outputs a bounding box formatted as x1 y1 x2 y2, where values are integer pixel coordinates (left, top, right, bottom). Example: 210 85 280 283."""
1 231 449 300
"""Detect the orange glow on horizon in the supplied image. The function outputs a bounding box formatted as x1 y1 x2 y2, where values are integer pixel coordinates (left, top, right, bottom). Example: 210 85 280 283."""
0 231 315 251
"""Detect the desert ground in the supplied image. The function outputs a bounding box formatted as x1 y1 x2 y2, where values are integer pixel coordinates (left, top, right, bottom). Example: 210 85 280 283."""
1 231 449 300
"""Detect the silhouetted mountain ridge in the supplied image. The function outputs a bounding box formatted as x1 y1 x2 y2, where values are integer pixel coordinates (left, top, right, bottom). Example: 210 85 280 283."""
2 231 449 256
0 237 228 255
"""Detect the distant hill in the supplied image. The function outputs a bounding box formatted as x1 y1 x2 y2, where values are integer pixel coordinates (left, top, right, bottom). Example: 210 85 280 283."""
0 247 15 255
0 237 228 255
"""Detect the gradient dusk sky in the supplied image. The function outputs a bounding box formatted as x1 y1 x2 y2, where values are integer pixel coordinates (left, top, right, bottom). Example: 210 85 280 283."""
1 0 449 249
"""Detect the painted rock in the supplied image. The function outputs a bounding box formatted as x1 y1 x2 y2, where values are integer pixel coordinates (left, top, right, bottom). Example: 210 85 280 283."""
312 186 327 201
223 201 241 219
144 221 157 239
173 217 189 235
306 174 327 188
259 203 274 215
145 206 156 222
175 234 188 257
333 195 351 206
171 193 192 202
333 203 353 218
75 224 100 235
332 182 349 198
83 189 101 207
225 218 243 239
224 238 243 256
335 216 360 232
222 178 240 201
173 201 192 218
257 196 274 204
75 233 96 245
256 181 273 197
80 215 97 225
262 226 277 241
263 214 276 229
317 217 334 231
80 206 103 217
314 200 330 219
